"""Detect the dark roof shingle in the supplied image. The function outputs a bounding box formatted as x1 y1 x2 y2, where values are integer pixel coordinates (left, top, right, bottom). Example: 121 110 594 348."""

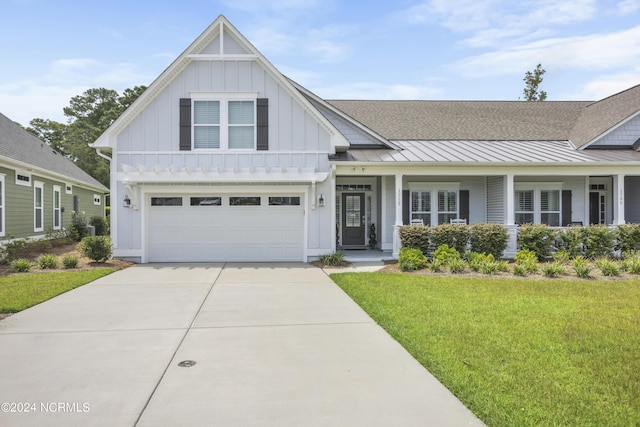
0 113 107 191
327 100 590 141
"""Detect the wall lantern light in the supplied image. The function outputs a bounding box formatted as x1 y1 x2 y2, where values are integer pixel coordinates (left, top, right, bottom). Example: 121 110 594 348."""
123 194 131 208
318 194 325 207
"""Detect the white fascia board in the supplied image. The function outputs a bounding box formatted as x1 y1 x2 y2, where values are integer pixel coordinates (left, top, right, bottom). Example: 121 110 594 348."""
0 157 107 192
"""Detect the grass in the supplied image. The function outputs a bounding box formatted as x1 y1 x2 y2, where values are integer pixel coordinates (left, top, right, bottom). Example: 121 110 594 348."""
0 269 114 313
331 273 640 427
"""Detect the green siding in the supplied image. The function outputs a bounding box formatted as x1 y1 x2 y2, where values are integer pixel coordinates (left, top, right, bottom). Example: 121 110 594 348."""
0 166 106 240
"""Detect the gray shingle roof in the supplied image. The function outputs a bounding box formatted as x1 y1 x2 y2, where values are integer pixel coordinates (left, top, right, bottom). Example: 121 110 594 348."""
0 113 108 191
569 84 640 148
327 100 590 141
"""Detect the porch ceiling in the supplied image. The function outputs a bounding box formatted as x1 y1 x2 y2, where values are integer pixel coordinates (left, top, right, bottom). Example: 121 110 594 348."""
340 140 640 164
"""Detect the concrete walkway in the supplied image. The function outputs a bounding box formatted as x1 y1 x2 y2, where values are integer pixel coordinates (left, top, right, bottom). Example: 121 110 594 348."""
0 263 484 426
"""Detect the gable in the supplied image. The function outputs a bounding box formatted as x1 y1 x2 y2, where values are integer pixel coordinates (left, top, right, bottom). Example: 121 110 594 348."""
587 112 640 148
93 15 348 155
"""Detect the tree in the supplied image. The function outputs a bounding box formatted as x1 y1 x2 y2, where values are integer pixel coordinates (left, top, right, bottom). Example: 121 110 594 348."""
26 85 147 187
522 64 547 101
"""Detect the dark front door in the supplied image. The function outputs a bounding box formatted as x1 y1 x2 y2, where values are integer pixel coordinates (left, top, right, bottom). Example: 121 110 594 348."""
589 192 604 225
342 193 365 246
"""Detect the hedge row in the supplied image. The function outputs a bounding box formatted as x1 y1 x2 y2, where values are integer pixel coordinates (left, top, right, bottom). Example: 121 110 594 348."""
518 223 640 260
399 223 508 259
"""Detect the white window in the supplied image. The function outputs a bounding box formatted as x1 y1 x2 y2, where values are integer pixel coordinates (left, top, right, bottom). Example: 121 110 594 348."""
0 174 5 237
93 194 101 205
53 186 61 230
65 184 73 194
515 184 562 226
34 181 44 232
192 93 256 150
16 170 31 187
409 183 459 226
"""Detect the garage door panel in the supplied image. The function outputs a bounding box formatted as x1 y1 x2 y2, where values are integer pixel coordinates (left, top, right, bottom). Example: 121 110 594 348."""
148 194 304 262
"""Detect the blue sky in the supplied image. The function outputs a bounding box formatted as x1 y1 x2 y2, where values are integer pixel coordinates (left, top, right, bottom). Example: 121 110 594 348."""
2 0 640 126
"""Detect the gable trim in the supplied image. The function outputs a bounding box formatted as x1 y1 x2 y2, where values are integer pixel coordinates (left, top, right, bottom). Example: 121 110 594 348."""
92 15 350 155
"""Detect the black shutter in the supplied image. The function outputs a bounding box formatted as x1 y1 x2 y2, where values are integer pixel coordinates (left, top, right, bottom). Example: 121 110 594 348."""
402 190 410 225
562 190 572 226
179 98 191 151
256 98 269 151
459 190 470 222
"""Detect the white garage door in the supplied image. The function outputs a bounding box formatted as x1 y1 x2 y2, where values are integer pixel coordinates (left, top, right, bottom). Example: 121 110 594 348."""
147 194 304 262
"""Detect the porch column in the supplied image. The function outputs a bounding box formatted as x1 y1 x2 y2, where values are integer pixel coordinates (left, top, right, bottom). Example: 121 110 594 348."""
505 174 515 225
504 174 517 258
393 174 403 258
613 174 626 225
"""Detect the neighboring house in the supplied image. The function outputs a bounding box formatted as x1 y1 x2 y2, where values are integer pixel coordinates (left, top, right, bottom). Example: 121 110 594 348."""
92 15 640 263
0 113 108 240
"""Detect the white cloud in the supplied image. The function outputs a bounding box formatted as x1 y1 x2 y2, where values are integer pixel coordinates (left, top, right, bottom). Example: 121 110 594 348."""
248 22 354 63
0 58 153 125
453 25 640 77
312 81 443 100
617 0 640 14
398 0 597 47
569 67 640 99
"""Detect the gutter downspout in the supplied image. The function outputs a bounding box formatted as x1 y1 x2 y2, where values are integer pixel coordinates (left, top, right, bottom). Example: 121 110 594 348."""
95 147 112 162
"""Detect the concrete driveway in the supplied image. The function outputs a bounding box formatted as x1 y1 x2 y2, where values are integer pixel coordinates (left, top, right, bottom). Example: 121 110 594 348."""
0 263 484 426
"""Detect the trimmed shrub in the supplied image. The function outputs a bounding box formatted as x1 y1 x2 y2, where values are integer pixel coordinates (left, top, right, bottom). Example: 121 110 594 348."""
584 225 618 260
433 244 461 264
595 258 620 276
517 224 555 261
89 216 109 236
431 224 470 255
541 261 566 278
469 223 508 259
62 255 79 269
11 258 31 273
399 225 431 255
617 223 640 253
555 226 585 258
319 251 345 267
399 247 428 272
37 254 58 270
78 236 112 262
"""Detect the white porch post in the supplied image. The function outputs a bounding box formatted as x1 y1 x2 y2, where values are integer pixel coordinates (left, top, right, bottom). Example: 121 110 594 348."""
613 174 626 225
504 173 517 258
392 173 403 258
505 173 515 225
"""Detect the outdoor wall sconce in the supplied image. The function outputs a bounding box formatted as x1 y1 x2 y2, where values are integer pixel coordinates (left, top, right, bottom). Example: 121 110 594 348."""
123 194 131 208
318 194 325 207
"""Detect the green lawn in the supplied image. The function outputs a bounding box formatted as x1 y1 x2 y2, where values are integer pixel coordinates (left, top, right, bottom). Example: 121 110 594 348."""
0 269 115 313
331 273 640 427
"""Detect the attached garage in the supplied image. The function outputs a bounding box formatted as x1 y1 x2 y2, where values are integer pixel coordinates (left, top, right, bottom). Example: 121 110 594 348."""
147 194 304 262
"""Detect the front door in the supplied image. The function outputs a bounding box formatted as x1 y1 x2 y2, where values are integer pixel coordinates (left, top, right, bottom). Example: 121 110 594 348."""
589 192 605 225
342 193 365 246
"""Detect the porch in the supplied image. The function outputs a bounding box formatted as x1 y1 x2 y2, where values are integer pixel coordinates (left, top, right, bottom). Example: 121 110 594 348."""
333 172 640 259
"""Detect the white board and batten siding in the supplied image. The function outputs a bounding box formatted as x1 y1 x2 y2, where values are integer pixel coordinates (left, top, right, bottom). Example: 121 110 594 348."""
110 21 337 262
